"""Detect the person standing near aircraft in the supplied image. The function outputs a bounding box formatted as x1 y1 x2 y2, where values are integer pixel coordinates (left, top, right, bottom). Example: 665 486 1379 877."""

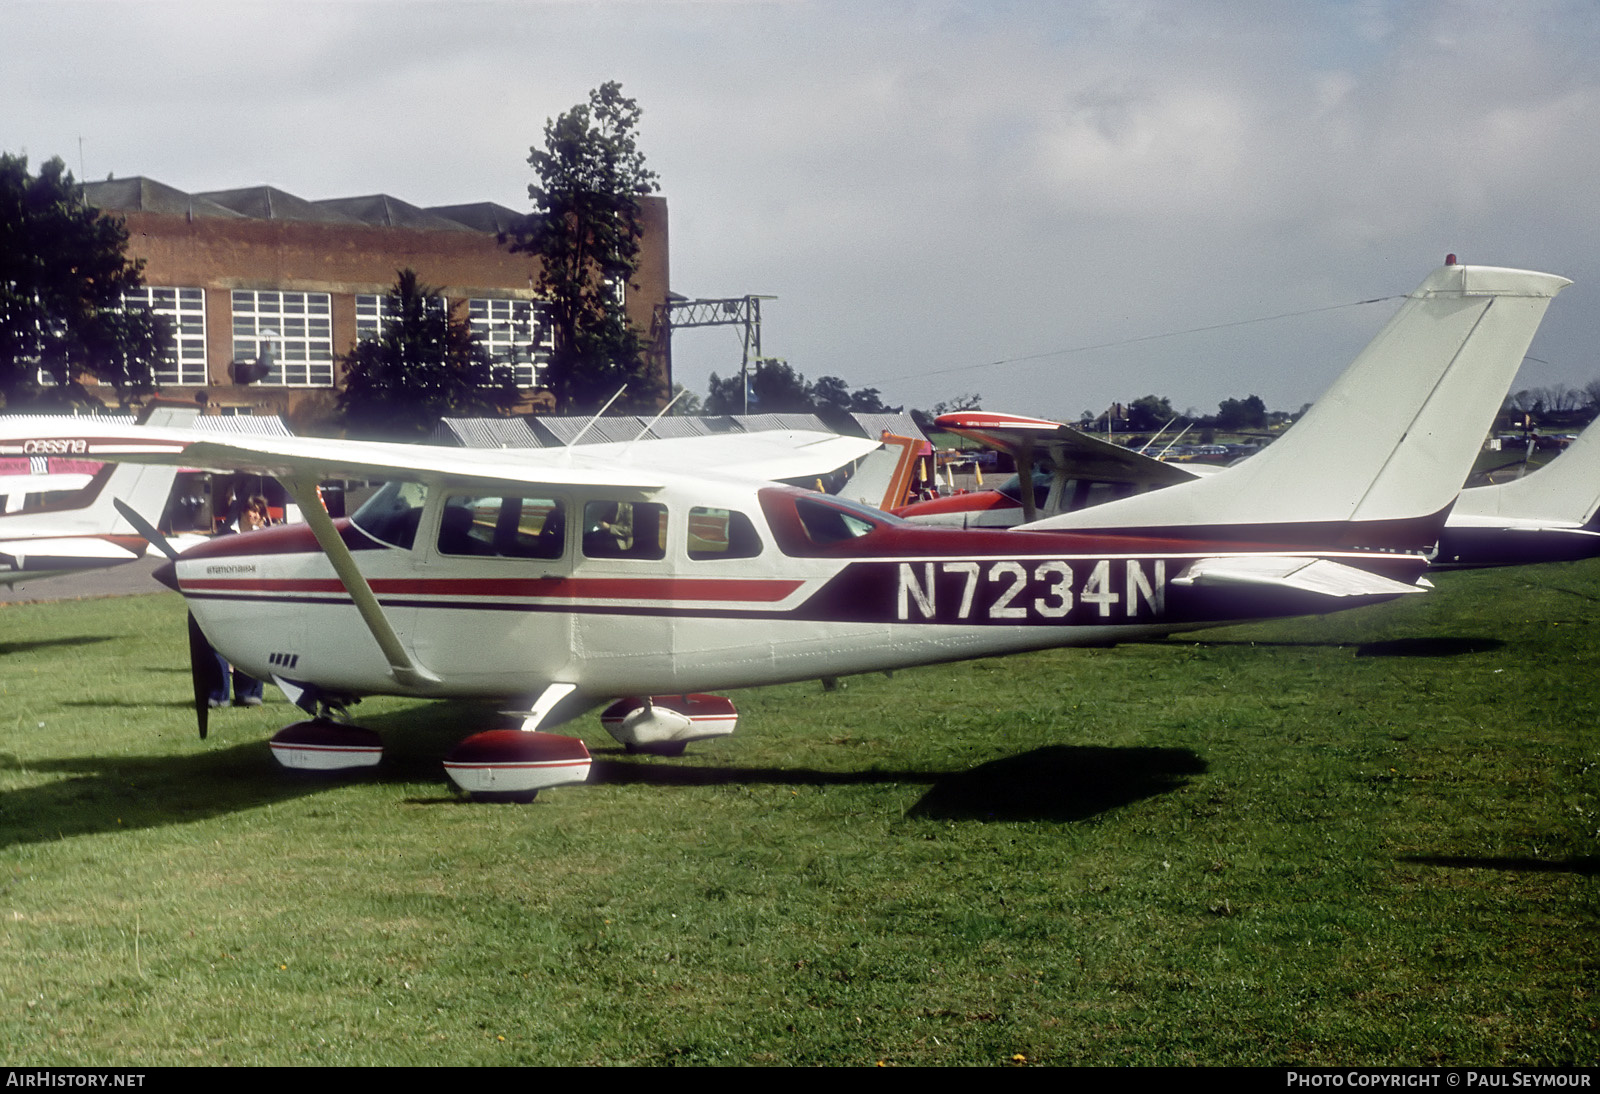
206 489 269 707
230 495 270 706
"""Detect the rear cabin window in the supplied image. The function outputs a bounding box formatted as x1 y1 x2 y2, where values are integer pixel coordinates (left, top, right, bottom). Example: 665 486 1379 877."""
687 507 763 560
350 481 429 549
437 495 566 559
582 500 667 560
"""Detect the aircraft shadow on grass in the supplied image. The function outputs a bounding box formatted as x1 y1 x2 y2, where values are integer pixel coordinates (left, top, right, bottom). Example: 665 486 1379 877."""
1144 636 1505 657
1353 637 1506 657
1398 852 1600 876
904 744 1207 822
0 634 117 657
584 742 1205 824
0 700 1206 844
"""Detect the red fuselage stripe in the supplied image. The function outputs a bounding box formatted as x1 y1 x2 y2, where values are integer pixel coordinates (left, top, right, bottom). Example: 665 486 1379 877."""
182 575 806 602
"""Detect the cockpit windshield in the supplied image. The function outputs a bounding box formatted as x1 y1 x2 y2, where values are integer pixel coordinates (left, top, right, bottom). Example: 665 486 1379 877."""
350 481 428 549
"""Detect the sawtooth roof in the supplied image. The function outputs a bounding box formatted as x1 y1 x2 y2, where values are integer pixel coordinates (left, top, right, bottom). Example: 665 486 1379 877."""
83 176 514 233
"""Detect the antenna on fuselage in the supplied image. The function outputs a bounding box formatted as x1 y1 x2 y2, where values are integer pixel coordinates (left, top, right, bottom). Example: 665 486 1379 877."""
1155 422 1194 460
564 386 629 454
622 386 690 455
1137 417 1178 455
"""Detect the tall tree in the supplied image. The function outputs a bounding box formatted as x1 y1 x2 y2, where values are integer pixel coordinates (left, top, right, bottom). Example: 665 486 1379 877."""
337 269 518 440
1126 394 1176 432
1215 394 1267 430
0 153 169 408
705 359 812 414
703 361 898 417
503 82 661 414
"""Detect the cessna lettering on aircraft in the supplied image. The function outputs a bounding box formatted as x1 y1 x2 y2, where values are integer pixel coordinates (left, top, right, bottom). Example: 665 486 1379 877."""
0 263 1567 802
0 406 191 586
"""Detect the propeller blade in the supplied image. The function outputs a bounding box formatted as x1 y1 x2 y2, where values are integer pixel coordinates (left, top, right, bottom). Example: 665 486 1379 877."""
188 612 225 740
113 499 180 561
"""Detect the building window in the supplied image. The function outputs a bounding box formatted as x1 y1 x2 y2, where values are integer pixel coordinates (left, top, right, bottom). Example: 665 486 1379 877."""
127 287 207 386
231 290 333 386
354 292 445 341
468 298 551 388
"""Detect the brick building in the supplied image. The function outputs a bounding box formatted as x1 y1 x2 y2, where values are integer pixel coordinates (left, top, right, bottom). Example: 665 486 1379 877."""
81 177 671 423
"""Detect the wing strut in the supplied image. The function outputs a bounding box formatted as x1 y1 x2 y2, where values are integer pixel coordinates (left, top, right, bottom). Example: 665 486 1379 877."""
285 473 439 690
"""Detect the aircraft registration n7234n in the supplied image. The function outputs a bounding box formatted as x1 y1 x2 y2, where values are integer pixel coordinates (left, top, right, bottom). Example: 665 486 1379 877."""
0 262 1569 800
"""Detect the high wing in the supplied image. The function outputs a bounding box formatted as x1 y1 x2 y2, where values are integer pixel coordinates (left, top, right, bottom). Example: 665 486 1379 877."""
576 429 882 484
936 411 1203 489
0 426 880 498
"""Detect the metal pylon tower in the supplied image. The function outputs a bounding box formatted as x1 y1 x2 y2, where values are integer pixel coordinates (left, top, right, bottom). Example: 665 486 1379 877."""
659 295 776 413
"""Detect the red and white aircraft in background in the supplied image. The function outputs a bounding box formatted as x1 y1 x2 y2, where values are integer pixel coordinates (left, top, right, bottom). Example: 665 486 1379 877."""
0 406 190 587
0 263 1568 800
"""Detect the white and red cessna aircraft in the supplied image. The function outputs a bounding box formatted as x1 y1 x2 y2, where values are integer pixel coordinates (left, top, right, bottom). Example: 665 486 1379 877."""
0 406 190 587
0 263 1568 800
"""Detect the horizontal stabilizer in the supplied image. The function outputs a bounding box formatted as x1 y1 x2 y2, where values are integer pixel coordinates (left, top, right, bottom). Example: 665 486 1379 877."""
1172 556 1426 598
0 536 141 562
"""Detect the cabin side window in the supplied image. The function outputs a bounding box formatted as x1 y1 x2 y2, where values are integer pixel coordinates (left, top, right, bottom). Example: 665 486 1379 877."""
687 507 764 560
582 500 667 561
350 481 429 549
437 495 566 559
794 496 879 545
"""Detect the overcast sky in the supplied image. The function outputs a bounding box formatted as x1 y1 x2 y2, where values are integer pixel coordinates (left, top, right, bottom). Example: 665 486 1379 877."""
6 0 1600 420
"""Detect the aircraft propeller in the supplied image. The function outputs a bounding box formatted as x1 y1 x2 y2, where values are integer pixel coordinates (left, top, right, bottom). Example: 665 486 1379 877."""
114 499 223 739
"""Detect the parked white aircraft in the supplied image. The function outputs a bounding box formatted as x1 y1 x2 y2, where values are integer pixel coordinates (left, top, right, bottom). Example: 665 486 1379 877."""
0 263 1567 800
0 462 94 513
0 406 192 586
1432 420 1600 568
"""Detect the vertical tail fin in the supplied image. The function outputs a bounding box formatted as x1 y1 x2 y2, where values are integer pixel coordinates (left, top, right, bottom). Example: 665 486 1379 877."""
68 406 197 535
838 432 923 510
1452 417 1600 529
1033 264 1571 548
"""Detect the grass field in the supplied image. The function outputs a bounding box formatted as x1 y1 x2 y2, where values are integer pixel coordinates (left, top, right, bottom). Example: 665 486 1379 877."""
0 565 1596 1066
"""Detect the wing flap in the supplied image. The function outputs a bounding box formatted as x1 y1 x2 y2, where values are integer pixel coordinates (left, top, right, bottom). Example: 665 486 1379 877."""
936 412 1201 488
